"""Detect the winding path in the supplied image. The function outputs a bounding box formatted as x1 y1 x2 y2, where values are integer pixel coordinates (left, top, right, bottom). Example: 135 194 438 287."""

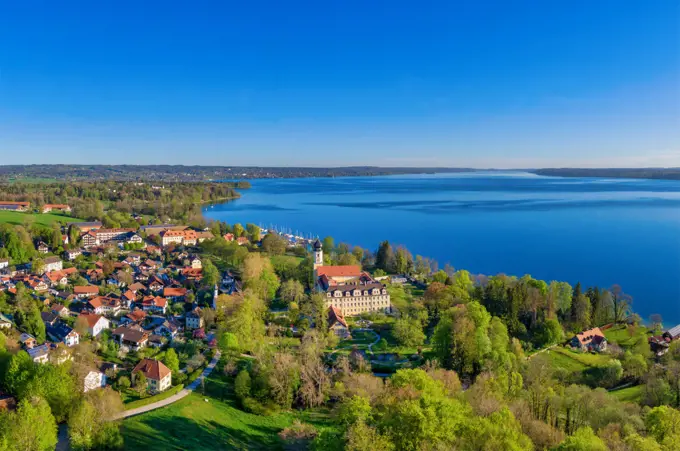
114 350 221 419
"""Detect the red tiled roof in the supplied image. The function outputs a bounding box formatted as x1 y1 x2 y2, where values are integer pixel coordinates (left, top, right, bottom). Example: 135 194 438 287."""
163 287 187 297
78 312 105 328
88 297 103 308
142 295 167 308
75 285 99 294
126 308 146 322
574 327 606 346
316 265 362 278
328 306 348 328
132 358 171 381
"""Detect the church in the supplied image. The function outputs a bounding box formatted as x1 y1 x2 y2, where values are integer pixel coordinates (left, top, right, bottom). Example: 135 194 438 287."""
312 239 391 316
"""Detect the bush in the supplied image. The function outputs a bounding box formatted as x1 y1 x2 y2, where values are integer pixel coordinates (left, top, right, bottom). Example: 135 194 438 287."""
241 397 275 416
235 370 251 401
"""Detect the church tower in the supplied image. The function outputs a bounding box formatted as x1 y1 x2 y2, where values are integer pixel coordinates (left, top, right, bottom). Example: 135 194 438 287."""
313 238 323 270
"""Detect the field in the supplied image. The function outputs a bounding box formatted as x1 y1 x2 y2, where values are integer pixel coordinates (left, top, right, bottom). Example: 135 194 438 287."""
122 365 337 450
544 347 612 372
604 325 650 349
609 385 644 403
0 211 82 226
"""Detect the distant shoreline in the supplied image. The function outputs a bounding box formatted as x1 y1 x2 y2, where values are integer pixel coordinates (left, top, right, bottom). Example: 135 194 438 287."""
1 165 680 182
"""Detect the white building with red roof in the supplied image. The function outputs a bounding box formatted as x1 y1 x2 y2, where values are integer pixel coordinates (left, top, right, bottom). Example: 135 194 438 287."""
312 239 390 317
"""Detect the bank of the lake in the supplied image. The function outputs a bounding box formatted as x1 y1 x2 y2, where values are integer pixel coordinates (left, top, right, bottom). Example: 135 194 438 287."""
203 172 680 324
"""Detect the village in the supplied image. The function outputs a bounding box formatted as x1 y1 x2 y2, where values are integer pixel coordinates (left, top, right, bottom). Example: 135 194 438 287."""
0 205 400 407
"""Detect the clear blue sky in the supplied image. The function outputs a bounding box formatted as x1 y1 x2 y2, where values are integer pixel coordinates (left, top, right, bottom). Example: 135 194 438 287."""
1 1 678 167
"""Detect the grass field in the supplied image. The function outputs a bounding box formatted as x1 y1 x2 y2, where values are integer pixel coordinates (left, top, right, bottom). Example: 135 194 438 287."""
604 325 650 349
609 385 644 403
122 364 338 450
544 347 612 372
0 210 82 226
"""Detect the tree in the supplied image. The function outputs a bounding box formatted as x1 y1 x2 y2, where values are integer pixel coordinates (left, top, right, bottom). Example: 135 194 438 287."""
16 307 46 343
163 348 180 374
279 279 305 305
233 223 245 237
535 319 564 347
345 421 394 451
202 258 219 288
646 406 680 446
246 223 261 242
235 370 251 401
571 293 592 332
261 233 288 255
134 371 147 394
1 397 58 451
116 375 131 391
322 236 335 254
68 398 97 451
610 284 631 324
392 317 425 347
553 426 606 451
338 395 372 426
32 257 45 275
375 241 395 273
268 352 300 408
622 352 647 381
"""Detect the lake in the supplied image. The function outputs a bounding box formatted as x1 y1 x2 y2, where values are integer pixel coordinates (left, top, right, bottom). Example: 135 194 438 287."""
203 172 680 324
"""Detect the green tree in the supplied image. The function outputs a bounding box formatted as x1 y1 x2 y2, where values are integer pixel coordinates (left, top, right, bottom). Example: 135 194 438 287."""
134 371 147 394
345 421 394 451
233 223 245 237
553 426 606 451
1 397 58 451
279 279 305 305
163 348 180 374
322 236 335 253
261 233 288 255
375 241 394 273
235 370 251 401
202 258 219 287
246 223 261 242
536 318 564 347
646 405 680 445
68 398 97 451
392 317 425 348
338 395 372 426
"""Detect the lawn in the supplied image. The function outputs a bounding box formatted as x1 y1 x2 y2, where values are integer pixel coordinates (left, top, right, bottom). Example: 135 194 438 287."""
604 325 650 349
0 210 82 226
544 347 612 372
609 385 644 403
122 364 338 451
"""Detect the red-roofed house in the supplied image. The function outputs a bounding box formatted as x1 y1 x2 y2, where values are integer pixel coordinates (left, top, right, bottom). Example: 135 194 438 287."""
141 295 167 314
328 306 351 339
570 327 608 352
77 313 110 337
132 358 172 393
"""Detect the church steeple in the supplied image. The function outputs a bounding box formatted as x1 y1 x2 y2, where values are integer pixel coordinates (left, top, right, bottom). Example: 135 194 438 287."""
313 239 323 270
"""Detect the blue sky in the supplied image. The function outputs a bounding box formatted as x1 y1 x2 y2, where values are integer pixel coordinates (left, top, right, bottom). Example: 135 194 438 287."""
0 1 678 167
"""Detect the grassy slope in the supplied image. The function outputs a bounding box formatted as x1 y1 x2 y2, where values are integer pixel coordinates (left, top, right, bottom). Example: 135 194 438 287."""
609 385 644 403
604 325 650 349
122 364 337 451
0 210 82 226
544 347 612 372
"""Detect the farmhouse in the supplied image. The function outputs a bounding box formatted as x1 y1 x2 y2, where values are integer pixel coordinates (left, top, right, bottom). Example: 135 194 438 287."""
328 306 351 339
43 256 63 273
571 327 608 352
42 204 71 213
0 201 30 211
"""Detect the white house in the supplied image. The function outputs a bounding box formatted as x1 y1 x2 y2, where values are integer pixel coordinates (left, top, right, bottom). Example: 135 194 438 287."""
83 370 107 392
78 313 110 337
43 256 63 273
0 258 9 270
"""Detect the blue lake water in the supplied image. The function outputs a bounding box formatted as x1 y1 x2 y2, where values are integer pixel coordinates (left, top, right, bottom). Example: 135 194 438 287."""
203 172 680 324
